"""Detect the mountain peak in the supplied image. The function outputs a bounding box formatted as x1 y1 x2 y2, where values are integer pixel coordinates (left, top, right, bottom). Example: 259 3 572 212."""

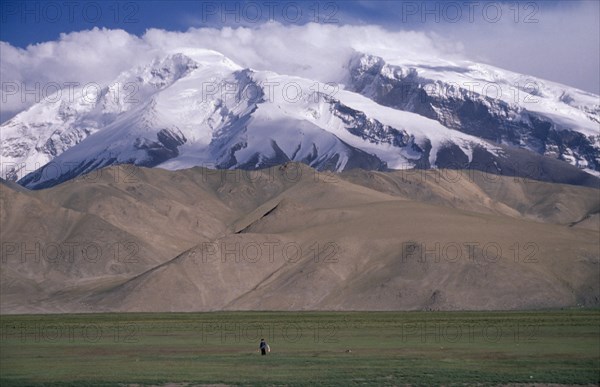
2 49 599 188
115 53 199 90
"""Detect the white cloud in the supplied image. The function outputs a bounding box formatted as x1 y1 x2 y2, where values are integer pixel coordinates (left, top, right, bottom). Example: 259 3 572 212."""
0 28 156 121
143 23 463 83
422 0 600 95
2 23 462 122
1 11 598 124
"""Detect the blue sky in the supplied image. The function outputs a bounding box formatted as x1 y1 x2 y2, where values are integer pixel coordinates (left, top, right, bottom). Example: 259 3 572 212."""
0 0 445 47
1 0 599 101
0 0 588 47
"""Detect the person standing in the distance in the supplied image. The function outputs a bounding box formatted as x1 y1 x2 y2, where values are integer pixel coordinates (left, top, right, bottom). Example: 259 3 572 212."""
259 338 270 355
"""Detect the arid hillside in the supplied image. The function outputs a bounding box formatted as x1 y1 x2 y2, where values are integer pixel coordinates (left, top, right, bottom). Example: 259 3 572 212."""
1 164 598 313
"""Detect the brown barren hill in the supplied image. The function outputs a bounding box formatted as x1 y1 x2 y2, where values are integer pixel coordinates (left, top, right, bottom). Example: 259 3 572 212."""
1 163 598 313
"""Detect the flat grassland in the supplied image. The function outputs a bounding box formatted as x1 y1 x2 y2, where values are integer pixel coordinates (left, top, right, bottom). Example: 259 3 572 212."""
1 310 598 386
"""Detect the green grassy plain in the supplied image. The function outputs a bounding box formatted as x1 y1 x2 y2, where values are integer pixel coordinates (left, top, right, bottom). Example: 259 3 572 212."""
1 310 598 386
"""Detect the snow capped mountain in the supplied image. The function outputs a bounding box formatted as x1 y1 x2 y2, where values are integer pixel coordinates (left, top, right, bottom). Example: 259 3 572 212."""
2 48 599 189
0 53 200 182
347 53 600 174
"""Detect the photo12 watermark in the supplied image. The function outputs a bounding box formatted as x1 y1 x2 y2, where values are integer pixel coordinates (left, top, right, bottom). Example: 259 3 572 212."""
398 1 540 24
192 240 340 265
0 240 140 265
1 81 140 107
198 162 340 184
399 320 540 343
400 240 539 264
0 159 141 186
1 1 140 24
199 321 341 344
1 322 139 343
194 1 340 25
